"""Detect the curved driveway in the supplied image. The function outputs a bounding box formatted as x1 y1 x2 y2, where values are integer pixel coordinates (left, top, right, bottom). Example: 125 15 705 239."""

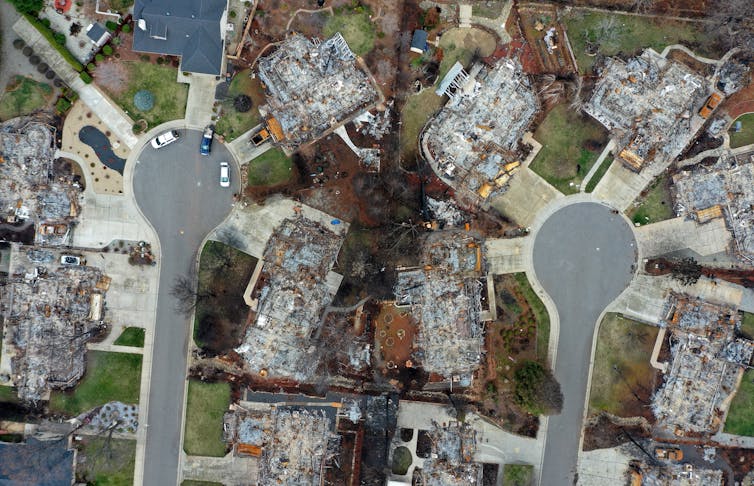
532 202 636 485
133 129 239 486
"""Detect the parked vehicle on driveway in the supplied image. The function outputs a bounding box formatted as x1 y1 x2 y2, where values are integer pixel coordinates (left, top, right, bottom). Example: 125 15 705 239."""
200 125 214 155
150 130 180 149
220 162 230 188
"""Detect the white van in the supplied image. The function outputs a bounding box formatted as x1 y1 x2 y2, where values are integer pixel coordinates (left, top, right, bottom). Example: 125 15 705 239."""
150 130 180 149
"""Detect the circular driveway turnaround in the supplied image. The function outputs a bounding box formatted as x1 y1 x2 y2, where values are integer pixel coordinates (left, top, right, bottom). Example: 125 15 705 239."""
532 202 636 486
133 129 239 486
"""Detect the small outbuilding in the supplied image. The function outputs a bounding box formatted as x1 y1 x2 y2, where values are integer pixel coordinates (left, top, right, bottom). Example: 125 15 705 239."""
86 23 111 48
410 29 428 54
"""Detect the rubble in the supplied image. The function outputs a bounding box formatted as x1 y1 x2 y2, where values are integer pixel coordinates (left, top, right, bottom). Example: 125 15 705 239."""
421 59 538 205
224 404 340 485
631 459 723 485
584 49 708 172
393 232 488 385
425 197 467 228
672 152 754 262
651 294 754 435
419 421 482 486
257 33 381 152
0 119 81 246
0 254 109 402
235 216 346 381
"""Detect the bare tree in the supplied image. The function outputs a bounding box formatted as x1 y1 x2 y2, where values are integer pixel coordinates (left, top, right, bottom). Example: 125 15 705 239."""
568 75 584 113
631 0 654 14
170 274 214 315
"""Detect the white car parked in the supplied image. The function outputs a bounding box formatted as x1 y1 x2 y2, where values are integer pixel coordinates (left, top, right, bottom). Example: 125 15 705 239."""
220 162 230 188
150 130 180 149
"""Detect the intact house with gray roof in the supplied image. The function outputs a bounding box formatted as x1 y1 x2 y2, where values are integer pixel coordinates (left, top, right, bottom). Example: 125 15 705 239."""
132 0 228 75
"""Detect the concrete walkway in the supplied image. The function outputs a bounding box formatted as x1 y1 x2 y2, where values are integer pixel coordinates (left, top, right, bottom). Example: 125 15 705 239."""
182 453 259 485
226 124 272 164
489 168 563 227
184 74 217 128
13 15 138 148
468 1 513 43
635 216 731 258
580 140 615 191
485 236 530 274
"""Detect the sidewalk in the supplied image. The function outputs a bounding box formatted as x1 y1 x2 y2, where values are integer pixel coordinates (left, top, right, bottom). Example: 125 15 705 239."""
13 15 138 148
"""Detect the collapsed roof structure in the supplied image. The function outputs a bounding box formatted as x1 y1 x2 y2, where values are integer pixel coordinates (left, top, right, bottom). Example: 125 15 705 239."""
393 232 488 385
1 249 109 402
236 216 346 381
672 151 754 262
257 33 381 152
421 59 538 204
584 49 708 172
224 404 340 485
0 120 80 246
631 460 723 486
420 421 482 486
652 294 754 435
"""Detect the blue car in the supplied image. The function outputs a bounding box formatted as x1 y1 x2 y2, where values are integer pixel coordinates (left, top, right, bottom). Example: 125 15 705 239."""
200 125 214 155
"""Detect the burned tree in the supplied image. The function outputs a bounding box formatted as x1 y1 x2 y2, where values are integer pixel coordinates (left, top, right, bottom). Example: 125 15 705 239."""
670 257 702 286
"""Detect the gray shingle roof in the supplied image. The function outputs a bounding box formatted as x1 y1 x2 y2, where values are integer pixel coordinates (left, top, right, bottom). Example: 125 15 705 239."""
86 23 108 44
411 29 428 52
0 438 74 486
132 0 226 75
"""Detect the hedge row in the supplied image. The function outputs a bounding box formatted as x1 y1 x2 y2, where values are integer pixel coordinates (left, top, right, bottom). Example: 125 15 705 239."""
24 13 84 72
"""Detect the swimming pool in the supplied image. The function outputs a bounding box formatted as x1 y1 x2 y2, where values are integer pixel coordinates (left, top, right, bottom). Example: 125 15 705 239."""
78 125 126 174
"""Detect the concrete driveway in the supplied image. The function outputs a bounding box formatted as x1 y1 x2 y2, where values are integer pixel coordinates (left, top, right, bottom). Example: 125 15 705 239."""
133 129 239 486
531 202 636 485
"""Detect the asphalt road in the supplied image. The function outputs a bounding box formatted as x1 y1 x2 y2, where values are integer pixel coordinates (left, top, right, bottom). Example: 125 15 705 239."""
133 129 239 486
532 202 636 485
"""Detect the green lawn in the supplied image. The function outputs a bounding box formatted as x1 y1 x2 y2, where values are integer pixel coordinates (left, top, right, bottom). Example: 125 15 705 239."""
215 69 264 141
472 3 505 18
513 273 550 361
0 75 54 121
49 351 142 416
391 446 412 475
589 313 659 416
183 380 230 457
324 8 375 56
562 10 712 74
247 148 293 187
113 327 145 347
628 174 674 226
740 312 754 340
530 104 608 194
400 88 445 166
437 38 474 82
725 369 754 436
584 158 613 193
75 437 135 486
0 385 18 404
503 464 533 486
102 61 188 129
729 113 754 149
